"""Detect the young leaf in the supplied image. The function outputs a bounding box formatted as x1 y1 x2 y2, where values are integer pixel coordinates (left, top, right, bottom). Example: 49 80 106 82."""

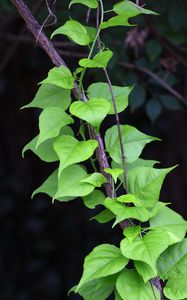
120 229 170 275
127 166 175 207
105 125 159 164
22 84 71 110
104 168 124 184
76 244 129 291
91 209 115 224
123 226 141 243
87 83 132 114
150 206 187 245
114 1 157 17
81 173 107 187
157 239 187 280
79 50 113 68
37 107 74 147
70 98 111 129
116 269 160 300
164 276 187 300
32 169 74 202
53 135 98 176
73 275 116 300
55 164 95 198
69 0 98 9
51 20 91 46
100 15 133 29
41 66 74 89
82 190 105 209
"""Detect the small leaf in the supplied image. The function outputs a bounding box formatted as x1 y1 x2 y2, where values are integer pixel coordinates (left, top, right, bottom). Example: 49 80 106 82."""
127 166 175 207
53 135 98 176
91 209 115 224
146 99 162 123
160 95 182 111
76 244 129 291
87 82 132 114
37 107 74 147
123 226 141 243
114 1 158 17
55 164 95 198
22 84 71 110
105 125 159 164
146 40 162 62
120 229 170 275
164 276 187 300
69 0 98 9
104 168 124 184
70 98 111 129
81 173 107 187
82 190 105 209
150 206 187 245
129 84 146 112
157 239 187 280
116 269 160 300
100 15 133 29
51 20 91 46
85 26 97 42
41 66 74 89
79 50 113 68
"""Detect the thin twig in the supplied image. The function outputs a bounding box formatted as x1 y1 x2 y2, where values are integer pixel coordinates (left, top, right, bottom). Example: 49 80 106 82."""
150 281 159 300
120 62 187 107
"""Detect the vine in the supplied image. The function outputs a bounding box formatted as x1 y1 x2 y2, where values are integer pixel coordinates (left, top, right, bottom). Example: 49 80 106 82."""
12 0 187 299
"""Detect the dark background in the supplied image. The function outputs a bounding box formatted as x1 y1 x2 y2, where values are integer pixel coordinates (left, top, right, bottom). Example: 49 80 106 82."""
0 0 187 299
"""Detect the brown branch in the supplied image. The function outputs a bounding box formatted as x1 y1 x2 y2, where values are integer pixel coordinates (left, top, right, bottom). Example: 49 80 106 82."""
11 0 113 197
120 62 187 107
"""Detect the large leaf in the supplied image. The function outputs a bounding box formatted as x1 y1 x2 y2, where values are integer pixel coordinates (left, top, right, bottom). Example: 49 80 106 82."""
76 244 129 291
32 169 74 202
114 1 157 17
72 275 116 300
22 84 71 110
127 166 175 207
53 135 98 176
87 82 132 114
37 107 74 147
51 20 91 46
41 66 74 89
69 0 98 9
70 98 111 129
105 125 158 164
120 229 170 274
164 276 187 300
150 206 187 245
157 239 187 280
116 269 160 300
79 50 113 68
82 190 105 209
55 164 95 198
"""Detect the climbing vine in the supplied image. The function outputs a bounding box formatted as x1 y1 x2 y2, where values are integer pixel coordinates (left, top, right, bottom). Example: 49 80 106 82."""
12 0 187 299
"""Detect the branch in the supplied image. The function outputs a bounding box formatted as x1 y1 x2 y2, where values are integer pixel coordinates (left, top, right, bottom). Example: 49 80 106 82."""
11 0 113 197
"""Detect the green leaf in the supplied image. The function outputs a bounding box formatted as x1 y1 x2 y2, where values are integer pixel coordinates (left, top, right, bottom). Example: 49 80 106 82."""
76 244 129 291
150 206 187 245
126 158 159 171
69 0 98 9
127 166 175 207
114 1 157 17
55 164 95 198
22 84 71 110
120 229 170 275
160 95 182 111
82 190 105 209
146 40 162 62
146 98 162 123
51 20 91 46
81 173 107 187
115 290 122 300
100 15 133 29
41 66 74 89
70 98 111 129
164 276 187 300
32 169 74 202
105 125 159 164
37 107 74 147
53 135 98 176
87 83 132 114
104 168 124 184
134 261 157 282
73 276 116 300
85 26 97 42
79 50 113 68
123 226 141 243
157 239 187 280
129 84 146 112
91 209 115 224
116 269 160 300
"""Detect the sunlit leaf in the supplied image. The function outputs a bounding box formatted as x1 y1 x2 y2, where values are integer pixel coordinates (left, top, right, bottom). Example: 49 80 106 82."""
69 0 98 9
79 50 113 68
41 66 74 89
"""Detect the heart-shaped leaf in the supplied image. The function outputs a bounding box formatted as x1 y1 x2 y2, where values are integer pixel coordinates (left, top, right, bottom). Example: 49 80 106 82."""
82 190 105 209
41 66 74 89
104 168 124 184
81 173 107 187
79 50 113 68
70 98 111 129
